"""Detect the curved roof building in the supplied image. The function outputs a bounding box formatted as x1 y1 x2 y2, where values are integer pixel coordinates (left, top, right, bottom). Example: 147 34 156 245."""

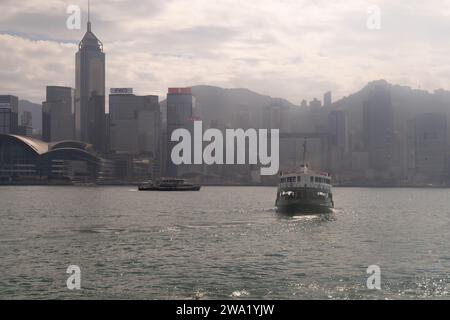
0 134 105 182
6 134 49 155
50 140 92 152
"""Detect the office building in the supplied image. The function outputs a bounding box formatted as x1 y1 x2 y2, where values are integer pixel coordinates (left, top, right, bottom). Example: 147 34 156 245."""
165 87 197 177
75 11 106 151
413 113 448 183
362 84 394 172
18 111 33 136
42 86 75 142
328 110 349 176
0 95 19 134
323 91 332 107
109 88 161 178
328 110 348 152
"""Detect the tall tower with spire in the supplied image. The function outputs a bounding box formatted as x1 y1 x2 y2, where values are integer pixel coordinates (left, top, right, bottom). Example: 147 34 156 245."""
75 0 106 151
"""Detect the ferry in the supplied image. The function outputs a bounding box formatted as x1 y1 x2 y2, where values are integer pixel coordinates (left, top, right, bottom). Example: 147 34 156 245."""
275 141 334 213
138 178 201 191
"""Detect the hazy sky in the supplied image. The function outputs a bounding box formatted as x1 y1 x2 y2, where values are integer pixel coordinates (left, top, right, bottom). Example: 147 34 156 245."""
1 0 450 104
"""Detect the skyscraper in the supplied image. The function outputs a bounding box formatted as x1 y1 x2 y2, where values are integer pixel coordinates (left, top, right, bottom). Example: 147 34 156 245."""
165 87 196 177
75 4 106 151
42 86 75 142
362 84 394 171
0 95 18 134
323 91 332 107
109 89 161 179
328 110 348 152
109 89 160 156
328 110 349 176
18 111 33 137
413 113 448 183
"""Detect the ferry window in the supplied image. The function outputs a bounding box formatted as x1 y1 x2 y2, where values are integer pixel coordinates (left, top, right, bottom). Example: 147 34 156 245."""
297 176 301 182
310 176 313 182
314 177 318 183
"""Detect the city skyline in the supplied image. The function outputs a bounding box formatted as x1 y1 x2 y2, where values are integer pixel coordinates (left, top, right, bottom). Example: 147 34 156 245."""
2 0 450 104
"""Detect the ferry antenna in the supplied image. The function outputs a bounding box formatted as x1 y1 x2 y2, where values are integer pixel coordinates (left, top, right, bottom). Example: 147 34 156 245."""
302 138 307 165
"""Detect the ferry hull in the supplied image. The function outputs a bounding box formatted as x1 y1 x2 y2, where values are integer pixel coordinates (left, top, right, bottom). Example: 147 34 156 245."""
275 186 334 213
275 198 333 213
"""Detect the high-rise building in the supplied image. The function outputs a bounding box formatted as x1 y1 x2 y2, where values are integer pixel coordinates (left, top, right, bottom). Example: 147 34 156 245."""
20 111 32 128
109 88 161 179
75 6 106 151
18 111 33 136
328 110 349 176
263 102 282 130
42 86 75 142
0 95 18 134
413 113 448 183
309 98 322 109
323 91 332 107
362 84 394 172
328 110 348 152
166 87 196 177
109 88 160 156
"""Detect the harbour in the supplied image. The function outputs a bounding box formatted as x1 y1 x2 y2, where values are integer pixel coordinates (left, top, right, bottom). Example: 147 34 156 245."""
1 185 449 299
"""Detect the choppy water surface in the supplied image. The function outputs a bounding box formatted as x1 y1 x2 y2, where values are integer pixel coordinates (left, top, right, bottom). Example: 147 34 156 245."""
0 186 449 299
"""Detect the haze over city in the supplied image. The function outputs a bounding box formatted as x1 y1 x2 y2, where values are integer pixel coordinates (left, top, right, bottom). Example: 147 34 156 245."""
3 0 450 305
2 0 450 104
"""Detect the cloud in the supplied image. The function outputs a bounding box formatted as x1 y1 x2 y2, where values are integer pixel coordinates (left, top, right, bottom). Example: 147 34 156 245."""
1 0 450 105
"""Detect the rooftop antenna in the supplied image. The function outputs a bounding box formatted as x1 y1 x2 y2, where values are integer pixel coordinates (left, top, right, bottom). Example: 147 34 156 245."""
87 0 91 32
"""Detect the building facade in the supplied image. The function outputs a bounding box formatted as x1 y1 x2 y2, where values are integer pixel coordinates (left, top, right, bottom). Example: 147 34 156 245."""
42 86 75 142
0 95 19 135
328 110 349 178
18 111 33 136
109 89 161 179
323 91 332 107
413 113 448 184
362 84 394 174
0 134 112 183
165 87 197 177
75 18 106 151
